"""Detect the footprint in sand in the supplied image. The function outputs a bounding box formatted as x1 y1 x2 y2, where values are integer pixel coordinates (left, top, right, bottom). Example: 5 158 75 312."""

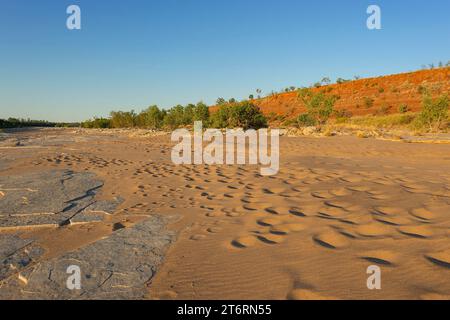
227 211 244 217
264 206 296 216
232 236 257 248
313 231 350 249
374 215 412 226
262 187 286 195
190 234 206 241
220 207 245 217
282 179 297 185
240 196 253 204
242 204 259 211
340 176 364 183
291 186 303 193
270 223 306 235
223 192 237 198
206 211 222 218
409 207 438 221
289 207 307 217
360 250 399 266
373 206 408 216
370 193 393 200
207 227 222 233
311 191 333 199
287 289 337 300
329 188 352 197
257 233 285 244
397 225 434 238
258 217 283 226
317 206 348 218
347 185 372 192
355 223 393 237
324 200 353 210
425 250 450 269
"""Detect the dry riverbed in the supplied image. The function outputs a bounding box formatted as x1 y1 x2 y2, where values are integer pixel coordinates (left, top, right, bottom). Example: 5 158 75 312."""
0 128 450 299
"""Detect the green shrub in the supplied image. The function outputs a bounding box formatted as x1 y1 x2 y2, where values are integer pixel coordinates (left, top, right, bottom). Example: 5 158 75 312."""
413 93 449 132
336 78 349 84
267 112 278 122
321 77 331 85
297 113 316 127
282 119 297 127
216 97 226 105
110 111 137 128
398 104 409 113
136 105 165 129
81 118 111 128
297 88 339 124
364 97 374 109
376 104 390 116
417 85 426 95
163 105 185 129
193 102 210 124
210 101 267 130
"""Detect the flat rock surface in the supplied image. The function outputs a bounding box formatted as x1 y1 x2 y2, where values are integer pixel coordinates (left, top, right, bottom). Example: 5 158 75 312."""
0 216 175 299
0 170 122 228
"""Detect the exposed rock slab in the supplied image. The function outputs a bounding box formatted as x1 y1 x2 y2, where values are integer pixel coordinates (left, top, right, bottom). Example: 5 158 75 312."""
0 170 122 228
0 234 43 282
0 216 175 299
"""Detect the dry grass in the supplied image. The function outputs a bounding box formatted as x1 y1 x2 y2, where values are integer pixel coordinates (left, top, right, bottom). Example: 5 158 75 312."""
332 112 417 129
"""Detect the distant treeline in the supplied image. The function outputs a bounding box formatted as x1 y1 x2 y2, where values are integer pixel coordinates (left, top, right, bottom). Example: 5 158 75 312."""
0 118 79 129
81 101 268 130
0 118 57 129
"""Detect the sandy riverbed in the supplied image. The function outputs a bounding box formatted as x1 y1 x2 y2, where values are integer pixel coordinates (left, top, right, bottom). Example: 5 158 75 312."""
0 128 449 299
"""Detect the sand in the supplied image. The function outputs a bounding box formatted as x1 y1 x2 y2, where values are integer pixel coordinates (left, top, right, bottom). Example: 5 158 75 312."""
0 127 450 299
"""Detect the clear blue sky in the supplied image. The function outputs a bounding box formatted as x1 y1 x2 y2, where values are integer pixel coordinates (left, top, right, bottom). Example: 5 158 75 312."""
1 0 449 122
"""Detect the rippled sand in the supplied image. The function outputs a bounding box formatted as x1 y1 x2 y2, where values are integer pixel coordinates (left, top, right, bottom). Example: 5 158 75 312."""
1 128 450 299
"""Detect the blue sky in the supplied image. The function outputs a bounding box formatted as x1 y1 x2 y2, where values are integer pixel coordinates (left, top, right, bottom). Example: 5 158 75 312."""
1 0 449 122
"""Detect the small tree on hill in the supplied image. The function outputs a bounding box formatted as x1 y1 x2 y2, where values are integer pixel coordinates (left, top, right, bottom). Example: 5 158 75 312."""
321 77 331 85
297 88 340 124
414 93 449 132
216 97 226 105
336 78 349 84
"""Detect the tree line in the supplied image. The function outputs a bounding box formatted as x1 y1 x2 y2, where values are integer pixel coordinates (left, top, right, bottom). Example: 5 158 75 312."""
0 118 58 129
81 101 268 130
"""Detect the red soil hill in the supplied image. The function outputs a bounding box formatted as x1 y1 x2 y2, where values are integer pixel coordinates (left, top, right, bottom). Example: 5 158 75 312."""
212 68 450 119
